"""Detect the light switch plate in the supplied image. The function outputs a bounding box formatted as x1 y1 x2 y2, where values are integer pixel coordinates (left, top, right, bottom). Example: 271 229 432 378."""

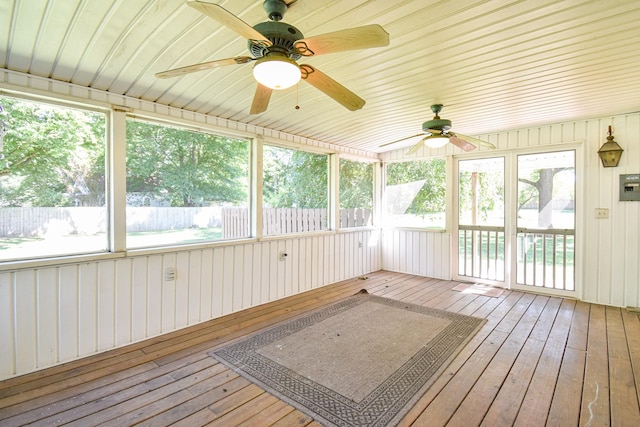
595 208 609 219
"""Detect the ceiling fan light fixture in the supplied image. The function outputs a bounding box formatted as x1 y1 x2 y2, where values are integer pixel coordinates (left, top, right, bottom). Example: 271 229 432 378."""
253 54 301 90
424 135 450 148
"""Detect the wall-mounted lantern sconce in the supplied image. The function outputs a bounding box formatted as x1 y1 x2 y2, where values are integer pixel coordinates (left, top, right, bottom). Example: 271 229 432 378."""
598 125 623 167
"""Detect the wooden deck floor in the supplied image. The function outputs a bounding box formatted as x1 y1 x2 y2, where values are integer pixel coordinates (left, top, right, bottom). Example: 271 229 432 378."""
1 271 639 426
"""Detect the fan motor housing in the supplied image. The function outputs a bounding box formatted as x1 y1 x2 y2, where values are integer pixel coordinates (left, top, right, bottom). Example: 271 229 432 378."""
249 21 304 60
422 118 452 132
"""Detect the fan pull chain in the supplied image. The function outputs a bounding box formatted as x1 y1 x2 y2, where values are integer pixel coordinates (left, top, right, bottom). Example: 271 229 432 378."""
295 83 300 110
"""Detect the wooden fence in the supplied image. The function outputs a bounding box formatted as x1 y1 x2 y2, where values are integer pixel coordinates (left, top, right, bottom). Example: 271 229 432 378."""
222 207 372 239
0 207 106 237
0 207 223 237
0 206 371 238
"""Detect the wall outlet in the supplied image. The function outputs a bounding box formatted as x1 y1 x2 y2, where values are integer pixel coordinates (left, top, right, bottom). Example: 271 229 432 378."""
594 208 609 219
164 267 176 281
279 251 288 261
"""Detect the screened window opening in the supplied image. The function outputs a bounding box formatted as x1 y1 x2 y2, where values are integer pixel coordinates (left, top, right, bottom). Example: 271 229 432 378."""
384 159 446 228
125 119 250 248
262 145 329 235
339 158 373 228
0 95 107 261
516 150 575 290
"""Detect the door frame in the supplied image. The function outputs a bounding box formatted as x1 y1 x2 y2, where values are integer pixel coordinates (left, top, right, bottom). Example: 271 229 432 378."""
452 143 583 298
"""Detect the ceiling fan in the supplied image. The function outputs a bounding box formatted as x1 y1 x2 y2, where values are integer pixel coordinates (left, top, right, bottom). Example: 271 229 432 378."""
155 0 389 114
380 104 496 154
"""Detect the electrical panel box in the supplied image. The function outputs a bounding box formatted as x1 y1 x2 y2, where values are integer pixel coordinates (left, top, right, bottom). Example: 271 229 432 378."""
620 174 640 201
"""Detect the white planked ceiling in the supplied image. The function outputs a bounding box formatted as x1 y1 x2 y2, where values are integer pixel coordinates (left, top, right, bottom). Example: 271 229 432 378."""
1 0 640 154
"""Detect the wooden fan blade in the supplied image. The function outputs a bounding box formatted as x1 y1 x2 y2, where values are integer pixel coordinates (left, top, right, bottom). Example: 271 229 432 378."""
453 133 496 149
405 136 429 156
379 133 425 148
300 64 365 111
294 24 389 56
250 84 273 114
187 1 272 46
155 56 253 78
448 135 476 152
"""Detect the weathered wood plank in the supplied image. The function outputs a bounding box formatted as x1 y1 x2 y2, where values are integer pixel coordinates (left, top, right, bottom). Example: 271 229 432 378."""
606 306 640 426
0 271 637 427
447 295 550 427
580 303 610 427
513 299 576 426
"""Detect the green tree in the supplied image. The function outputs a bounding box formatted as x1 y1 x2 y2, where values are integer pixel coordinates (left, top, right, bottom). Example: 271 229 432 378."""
126 120 248 207
339 159 373 209
459 169 504 223
263 146 328 208
519 167 571 228
0 96 105 207
386 159 446 215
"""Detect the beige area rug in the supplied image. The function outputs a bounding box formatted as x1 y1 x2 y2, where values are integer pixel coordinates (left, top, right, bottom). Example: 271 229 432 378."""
209 291 485 427
452 282 505 298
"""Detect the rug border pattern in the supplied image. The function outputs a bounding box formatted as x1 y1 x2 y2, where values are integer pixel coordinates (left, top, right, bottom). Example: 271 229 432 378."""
209 293 485 427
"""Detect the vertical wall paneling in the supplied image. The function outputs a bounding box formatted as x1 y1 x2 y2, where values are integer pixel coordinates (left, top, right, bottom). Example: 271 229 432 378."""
222 246 235 314
159 254 174 333
351 233 359 278
260 243 271 304
146 255 163 337
114 258 132 346
15 270 37 374
319 235 327 285
411 232 420 276
242 245 253 309
188 250 203 325
250 244 262 307
37 267 58 367
212 247 224 318
419 233 428 277
582 118 603 304
200 249 214 320
58 265 79 362
403 231 411 274
232 246 245 312
174 252 191 329
131 257 148 342
344 233 352 279
381 229 452 280
97 261 115 351
290 239 305 293
355 233 363 278
608 116 626 306
310 237 319 289
394 231 401 271
284 239 294 296
622 114 640 308
78 263 98 357
0 272 14 378
333 234 342 281
305 237 313 290
275 240 285 299
324 234 333 285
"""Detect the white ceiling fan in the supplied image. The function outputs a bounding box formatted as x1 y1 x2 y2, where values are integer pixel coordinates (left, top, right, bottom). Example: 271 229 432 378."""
155 0 390 114
380 104 496 154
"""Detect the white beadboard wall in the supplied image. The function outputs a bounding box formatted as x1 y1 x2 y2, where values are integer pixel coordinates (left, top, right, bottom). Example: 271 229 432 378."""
0 231 380 380
381 229 451 280
381 111 640 310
